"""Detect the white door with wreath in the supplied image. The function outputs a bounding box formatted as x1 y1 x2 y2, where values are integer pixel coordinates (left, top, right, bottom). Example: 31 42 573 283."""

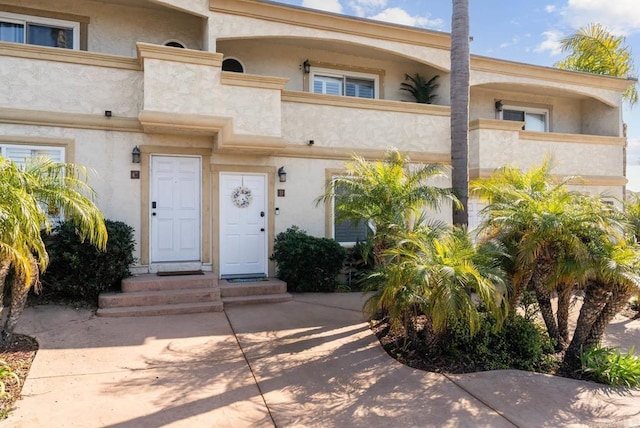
219 173 267 277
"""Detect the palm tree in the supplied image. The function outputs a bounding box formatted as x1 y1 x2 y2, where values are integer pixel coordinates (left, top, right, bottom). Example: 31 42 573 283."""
0 156 107 341
556 23 638 105
472 163 625 351
316 149 458 266
450 0 470 225
364 227 507 343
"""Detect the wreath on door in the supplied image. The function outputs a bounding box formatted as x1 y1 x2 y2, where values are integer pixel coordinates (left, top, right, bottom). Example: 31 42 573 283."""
231 186 253 208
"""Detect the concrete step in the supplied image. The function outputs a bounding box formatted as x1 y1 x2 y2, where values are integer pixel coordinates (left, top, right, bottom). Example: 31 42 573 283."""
122 273 217 292
222 293 293 307
219 279 287 298
96 301 224 318
99 288 221 309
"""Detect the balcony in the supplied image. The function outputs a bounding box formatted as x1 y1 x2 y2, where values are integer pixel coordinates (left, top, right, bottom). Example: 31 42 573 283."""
470 119 626 188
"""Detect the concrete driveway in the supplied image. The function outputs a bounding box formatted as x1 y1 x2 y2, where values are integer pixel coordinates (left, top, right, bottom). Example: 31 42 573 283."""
8 293 640 427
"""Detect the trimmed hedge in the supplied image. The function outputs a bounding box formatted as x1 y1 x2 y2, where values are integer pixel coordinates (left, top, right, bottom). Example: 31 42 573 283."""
40 220 135 301
271 226 346 292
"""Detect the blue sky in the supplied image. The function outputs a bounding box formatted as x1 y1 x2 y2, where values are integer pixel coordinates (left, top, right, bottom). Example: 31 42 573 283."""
273 0 640 190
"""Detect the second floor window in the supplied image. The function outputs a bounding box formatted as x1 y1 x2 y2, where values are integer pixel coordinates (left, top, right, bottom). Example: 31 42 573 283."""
311 67 378 99
0 12 79 49
502 105 549 132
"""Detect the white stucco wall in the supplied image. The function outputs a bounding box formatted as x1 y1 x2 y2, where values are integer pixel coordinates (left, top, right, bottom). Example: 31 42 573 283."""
0 57 143 116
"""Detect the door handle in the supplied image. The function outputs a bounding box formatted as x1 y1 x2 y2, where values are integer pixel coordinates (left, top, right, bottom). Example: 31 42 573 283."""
260 228 265 232
260 211 265 217
152 213 156 216
152 201 157 209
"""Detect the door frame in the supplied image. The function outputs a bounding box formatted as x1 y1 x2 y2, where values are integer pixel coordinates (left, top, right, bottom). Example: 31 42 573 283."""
139 146 212 268
149 154 202 264
212 164 276 278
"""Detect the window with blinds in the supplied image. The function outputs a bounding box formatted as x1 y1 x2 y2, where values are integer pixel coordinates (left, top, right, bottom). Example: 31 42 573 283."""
0 12 79 49
333 181 369 245
1 144 65 167
310 67 378 100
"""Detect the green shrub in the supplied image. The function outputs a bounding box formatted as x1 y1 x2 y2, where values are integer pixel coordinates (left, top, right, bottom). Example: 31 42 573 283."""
439 314 555 372
271 226 346 292
579 346 640 388
39 220 135 302
0 360 19 399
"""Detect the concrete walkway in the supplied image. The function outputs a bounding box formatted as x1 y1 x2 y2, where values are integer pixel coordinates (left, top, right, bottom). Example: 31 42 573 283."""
8 293 640 427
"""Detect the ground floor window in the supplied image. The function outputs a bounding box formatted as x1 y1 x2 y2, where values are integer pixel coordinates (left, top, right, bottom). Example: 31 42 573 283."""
332 181 369 245
0 143 65 166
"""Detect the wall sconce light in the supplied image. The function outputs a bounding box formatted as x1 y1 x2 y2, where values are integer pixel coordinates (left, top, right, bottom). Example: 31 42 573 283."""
303 59 311 74
278 166 287 182
495 100 503 112
131 145 141 164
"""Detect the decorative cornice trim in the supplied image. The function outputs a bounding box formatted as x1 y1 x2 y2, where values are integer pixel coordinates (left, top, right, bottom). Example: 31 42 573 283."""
277 144 451 163
471 55 634 93
469 118 524 132
0 107 142 132
0 41 140 70
470 168 626 186
209 0 451 50
221 71 289 90
136 42 223 69
519 131 625 146
282 91 451 116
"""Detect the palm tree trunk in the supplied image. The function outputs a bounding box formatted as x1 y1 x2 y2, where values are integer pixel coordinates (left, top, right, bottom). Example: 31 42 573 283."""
564 280 611 368
450 0 470 226
583 286 630 350
2 255 38 343
556 282 574 350
0 259 10 320
531 260 560 349
508 268 534 310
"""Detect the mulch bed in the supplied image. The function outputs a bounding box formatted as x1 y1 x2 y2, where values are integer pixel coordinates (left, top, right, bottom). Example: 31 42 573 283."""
0 334 38 419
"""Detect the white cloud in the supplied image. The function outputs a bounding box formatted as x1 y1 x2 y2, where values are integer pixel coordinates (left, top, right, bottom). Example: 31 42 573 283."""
369 7 443 29
302 0 343 14
348 0 386 17
563 0 640 35
545 5 557 13
535 30 564 55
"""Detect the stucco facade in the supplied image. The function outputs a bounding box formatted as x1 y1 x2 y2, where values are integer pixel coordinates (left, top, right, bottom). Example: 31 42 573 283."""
0 0 632 275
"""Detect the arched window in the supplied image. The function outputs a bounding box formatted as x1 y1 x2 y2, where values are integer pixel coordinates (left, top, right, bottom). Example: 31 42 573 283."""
222 57 244 73
163 40 185 48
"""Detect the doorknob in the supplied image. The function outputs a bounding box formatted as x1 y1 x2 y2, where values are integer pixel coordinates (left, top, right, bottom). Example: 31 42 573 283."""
260 211 265 217
260 228 265 232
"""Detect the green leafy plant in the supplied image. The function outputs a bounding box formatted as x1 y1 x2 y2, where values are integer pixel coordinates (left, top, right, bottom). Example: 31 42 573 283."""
39 219 135 302
271 226 346 292
400 73 440 104
579 346 640 388
441 314 555 372
0 360 19 399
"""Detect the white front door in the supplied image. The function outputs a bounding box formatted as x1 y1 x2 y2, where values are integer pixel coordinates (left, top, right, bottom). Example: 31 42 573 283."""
219 173 267 277
150 155 201 263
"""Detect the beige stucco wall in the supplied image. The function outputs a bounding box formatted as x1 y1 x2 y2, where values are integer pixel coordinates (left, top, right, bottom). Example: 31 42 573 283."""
216 39 448 104
1 0 204 56
282 101 450 153
142 59 282 136
0 57 142 116
581 98 621 136
472 128 623 177
209 13 451 72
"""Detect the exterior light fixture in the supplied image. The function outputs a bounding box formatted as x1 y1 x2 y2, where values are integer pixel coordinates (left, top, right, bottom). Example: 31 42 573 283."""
131 145 141 164
495 100 503 112
278 166 287 182
303 59 311 74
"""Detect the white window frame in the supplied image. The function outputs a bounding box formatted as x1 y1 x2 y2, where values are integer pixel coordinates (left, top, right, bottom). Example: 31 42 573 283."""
0 143 65 166
310 66 379 100
0 11 80 49
500 104 550 132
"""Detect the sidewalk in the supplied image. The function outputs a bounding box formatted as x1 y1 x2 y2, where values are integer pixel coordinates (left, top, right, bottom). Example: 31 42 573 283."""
8 293 640 427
